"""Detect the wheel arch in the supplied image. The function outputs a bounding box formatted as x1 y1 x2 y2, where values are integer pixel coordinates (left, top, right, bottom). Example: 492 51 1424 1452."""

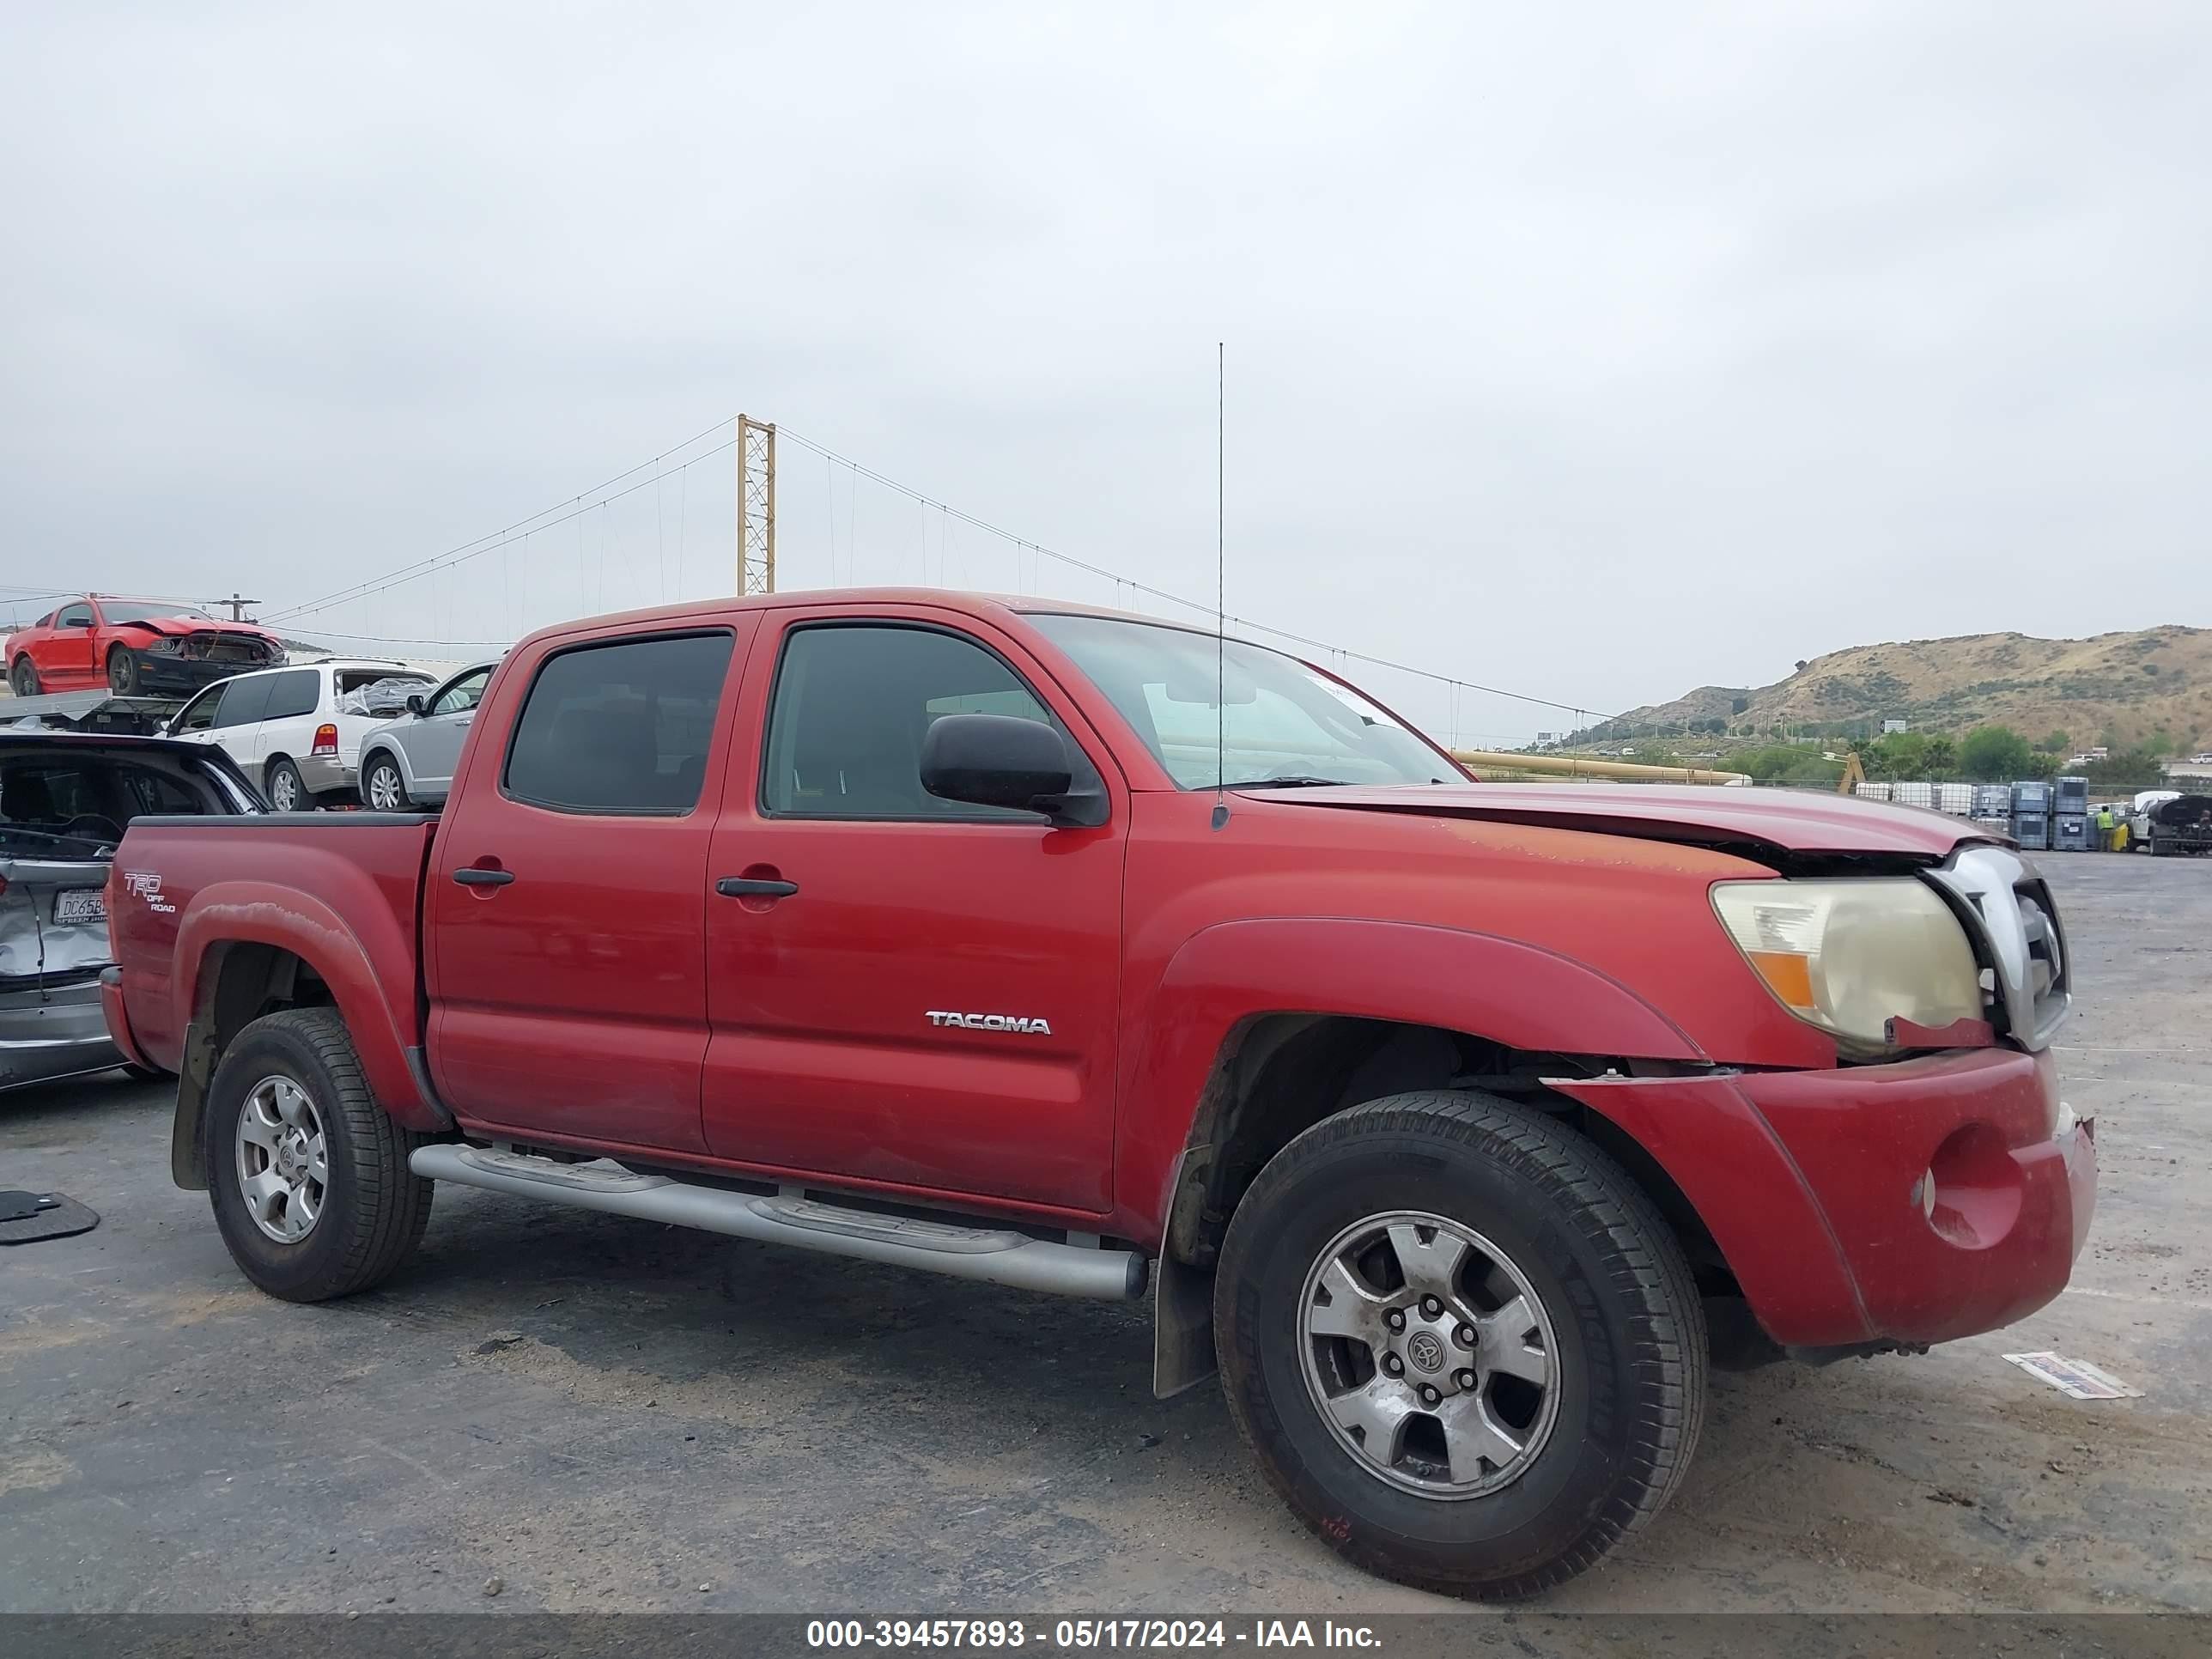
360 739 414 792
167 880 448 1190
1128 917 1748 1398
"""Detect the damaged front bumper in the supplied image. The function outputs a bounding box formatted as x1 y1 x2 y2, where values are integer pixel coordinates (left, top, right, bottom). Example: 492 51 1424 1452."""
0 975 120 1089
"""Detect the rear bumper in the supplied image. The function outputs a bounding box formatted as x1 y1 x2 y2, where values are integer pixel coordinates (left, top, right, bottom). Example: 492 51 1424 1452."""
0 976 119 1088
298 754 358 796
99 966 155 1072
1554 1047 2096 1352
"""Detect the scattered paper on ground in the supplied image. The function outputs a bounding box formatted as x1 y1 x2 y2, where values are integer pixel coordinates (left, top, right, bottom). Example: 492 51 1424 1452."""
2003 1351 2144 1400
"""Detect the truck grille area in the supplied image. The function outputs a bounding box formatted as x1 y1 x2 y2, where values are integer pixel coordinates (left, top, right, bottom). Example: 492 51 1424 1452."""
1925 846 2071 1051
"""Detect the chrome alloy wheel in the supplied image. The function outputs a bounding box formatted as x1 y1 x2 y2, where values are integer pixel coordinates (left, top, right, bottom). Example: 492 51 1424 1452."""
234 1074 329 1243
365 761 403 811
1297 1211 1560 1498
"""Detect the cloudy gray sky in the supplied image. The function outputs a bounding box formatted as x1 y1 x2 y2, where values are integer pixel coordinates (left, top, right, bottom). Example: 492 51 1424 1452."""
4 1 2206 740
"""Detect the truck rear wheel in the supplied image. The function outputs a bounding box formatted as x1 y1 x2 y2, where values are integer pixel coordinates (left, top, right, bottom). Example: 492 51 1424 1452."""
205 1008 433 1302
1214 1090 1706 1601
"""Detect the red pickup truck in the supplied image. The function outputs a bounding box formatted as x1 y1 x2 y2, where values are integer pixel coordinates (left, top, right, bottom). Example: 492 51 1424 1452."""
104 589 2094 1600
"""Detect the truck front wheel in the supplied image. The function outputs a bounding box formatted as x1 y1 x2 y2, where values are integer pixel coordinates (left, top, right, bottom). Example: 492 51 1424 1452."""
1214 1090 1706 1601
205 1008 433 1302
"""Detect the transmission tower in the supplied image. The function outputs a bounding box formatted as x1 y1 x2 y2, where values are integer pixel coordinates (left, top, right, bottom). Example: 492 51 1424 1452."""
737 414 776 595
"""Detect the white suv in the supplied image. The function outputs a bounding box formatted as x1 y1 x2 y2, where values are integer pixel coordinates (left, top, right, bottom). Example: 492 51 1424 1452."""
164 659 437 810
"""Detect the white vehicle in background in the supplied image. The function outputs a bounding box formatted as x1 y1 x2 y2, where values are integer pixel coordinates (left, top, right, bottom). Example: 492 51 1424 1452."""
355 660 498 811
163 659 436 810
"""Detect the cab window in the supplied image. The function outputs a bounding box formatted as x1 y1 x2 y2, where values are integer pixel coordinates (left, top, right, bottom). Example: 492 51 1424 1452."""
761 623 1066 820
55 603 94 629
503 633 733 815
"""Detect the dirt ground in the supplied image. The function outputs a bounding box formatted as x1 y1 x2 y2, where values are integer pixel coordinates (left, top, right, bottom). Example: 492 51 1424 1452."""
1 855 2207 1615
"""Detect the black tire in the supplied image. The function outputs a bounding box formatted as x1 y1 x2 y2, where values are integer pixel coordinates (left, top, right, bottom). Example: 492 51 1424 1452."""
106 645 140 695
121 1062 168 1083
204 1008 434 1302
10 657 38 697
1215 1090 1706 1601
362 753 410 812
265 757 310 812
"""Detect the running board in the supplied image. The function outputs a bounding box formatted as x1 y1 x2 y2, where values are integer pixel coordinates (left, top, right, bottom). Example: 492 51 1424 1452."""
410 1143 1147 1302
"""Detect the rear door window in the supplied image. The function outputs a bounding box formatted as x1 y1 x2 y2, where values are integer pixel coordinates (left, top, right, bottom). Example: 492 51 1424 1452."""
213 675 276 729
258 670 322 722
502 633 734 815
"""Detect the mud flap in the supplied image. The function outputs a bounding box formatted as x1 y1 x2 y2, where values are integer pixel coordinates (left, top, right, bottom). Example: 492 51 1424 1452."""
1152 1249 1218 1398
168 1019 217 1190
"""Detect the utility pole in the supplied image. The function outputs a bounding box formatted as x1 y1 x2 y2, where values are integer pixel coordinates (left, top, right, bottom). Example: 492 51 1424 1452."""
737 415 776 595
219 592 260 622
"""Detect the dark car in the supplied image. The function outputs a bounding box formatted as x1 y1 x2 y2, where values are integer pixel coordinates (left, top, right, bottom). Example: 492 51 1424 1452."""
5 595 286 699
2 730 262 1089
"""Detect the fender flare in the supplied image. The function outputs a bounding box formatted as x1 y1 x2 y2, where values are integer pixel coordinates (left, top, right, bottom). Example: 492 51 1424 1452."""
173 880 441 1131
1117 915 1705 1239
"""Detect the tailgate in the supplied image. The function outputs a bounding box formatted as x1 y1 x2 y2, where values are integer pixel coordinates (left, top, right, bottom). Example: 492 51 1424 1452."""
0 854 114 988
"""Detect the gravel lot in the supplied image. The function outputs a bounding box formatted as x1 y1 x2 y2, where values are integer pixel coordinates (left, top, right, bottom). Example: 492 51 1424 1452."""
2 855 2207 1614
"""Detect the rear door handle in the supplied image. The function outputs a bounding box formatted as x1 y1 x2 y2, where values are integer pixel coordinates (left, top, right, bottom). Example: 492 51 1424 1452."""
716 876 798 898
453 867 515 888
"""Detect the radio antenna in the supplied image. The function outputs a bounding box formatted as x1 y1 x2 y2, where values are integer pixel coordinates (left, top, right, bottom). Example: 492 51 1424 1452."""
1212 341 1230 830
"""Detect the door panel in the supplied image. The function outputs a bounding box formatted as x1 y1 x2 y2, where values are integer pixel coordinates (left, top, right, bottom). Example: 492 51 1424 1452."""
702 612 1126 1212
44 605 98 685
427 623 748 1153
408 708 472 793
405 665 490 795
249 668 324 771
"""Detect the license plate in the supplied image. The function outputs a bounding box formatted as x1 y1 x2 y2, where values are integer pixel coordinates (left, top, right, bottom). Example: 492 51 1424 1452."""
54 889 106 925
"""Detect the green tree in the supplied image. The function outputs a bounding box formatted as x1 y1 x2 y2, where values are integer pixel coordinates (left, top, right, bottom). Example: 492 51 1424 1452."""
1959 726 2033 781
2041 730 2069 754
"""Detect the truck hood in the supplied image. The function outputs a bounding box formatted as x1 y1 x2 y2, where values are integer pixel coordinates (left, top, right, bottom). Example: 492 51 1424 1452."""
1239 782 2000 860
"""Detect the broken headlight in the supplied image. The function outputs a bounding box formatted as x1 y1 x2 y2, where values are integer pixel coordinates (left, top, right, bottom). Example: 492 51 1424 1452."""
1710 878 1982 1059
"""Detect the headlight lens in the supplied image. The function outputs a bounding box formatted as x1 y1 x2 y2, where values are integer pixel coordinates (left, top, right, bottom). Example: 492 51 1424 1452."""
1711 878 1984 1058
145 638 184 654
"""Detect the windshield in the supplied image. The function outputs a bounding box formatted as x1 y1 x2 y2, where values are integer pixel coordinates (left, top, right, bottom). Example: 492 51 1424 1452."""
1031 614 1461 789
99 601 215 623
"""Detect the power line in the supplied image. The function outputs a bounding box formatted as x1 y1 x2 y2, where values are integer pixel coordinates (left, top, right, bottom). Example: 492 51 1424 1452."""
776 425 1625 722
249 410 1625 726
264 418 736 624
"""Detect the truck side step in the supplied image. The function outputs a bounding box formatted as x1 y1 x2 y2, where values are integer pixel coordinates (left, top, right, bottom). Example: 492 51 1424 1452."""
410 1143 1147 1302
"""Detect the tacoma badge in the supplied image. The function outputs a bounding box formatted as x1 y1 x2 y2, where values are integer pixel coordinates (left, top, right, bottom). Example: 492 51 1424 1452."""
926 1011 1054 1035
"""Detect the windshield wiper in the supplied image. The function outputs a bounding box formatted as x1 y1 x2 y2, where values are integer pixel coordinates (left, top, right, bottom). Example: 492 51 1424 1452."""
1235 775 1352 789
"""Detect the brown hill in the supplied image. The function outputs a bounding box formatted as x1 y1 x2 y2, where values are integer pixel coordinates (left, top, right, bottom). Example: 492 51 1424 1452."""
1592 626 2211 751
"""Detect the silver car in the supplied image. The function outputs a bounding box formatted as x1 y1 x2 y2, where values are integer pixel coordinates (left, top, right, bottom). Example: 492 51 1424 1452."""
1 729 262 1089
355 659 497 811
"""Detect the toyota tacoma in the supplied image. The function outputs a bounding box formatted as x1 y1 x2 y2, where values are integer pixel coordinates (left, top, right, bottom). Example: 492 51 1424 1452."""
103 589 2094 1600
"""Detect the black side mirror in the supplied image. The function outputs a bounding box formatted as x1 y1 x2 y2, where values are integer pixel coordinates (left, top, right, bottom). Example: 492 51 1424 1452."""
405 693 428 716
920 714 1108 828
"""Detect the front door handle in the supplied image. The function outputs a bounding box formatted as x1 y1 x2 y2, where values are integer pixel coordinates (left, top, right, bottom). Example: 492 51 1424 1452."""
716 876 798 899
453 867 515 888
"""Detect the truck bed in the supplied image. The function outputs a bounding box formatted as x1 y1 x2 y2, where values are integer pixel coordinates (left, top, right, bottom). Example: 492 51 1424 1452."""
109 812 441 1075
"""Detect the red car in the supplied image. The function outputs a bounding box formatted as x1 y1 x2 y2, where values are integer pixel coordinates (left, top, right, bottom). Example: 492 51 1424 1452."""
104 589 2093 1600
6 594 285 699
